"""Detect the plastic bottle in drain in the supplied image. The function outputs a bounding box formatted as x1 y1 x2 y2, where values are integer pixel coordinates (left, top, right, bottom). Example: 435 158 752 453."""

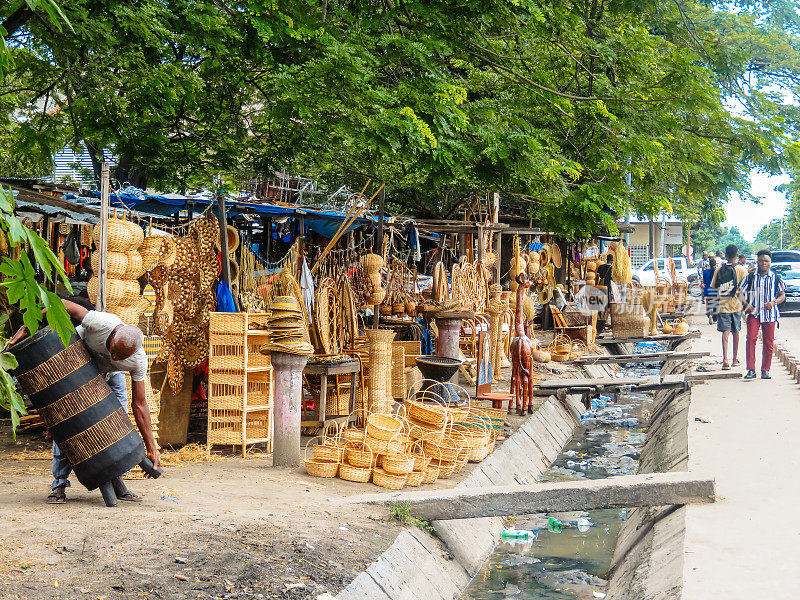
548 517 563 531
501 526 534 538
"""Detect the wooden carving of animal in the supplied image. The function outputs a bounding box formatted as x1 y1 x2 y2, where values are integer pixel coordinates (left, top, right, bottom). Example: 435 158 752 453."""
509 273 535 414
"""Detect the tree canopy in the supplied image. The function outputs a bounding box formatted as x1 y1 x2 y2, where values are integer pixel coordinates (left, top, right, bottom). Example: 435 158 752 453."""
2 0 800 236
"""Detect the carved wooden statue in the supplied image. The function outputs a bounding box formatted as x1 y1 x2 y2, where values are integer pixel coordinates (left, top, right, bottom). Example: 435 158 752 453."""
509 273 535 414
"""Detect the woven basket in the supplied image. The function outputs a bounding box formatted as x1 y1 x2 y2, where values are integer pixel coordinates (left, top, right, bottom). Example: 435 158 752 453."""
93 217 131 252
304 458 338 478
366 413 403 441
405 469 425 487
90 251 128 279
360 253 384 275
391 345 406 400
339 441 372 482
610 303 647 339
382 450 414 476
406 400 448 427
372 467 407 490
304 437 339 477
346 441 377 468
214 224 240 253
407 440 432 472
309 435 344 463
123 251 145 280
421 466 439 484
429 459 456 479
87 277 128 306
423 433 459 463
365 329 396 413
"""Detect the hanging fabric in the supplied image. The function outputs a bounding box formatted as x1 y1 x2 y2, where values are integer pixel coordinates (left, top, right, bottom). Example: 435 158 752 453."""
299 256 315 317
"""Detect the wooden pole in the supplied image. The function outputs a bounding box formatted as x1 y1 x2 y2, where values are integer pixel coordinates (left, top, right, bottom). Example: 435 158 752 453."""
492 192 501 283
372 184 386 328
216 186 231 288
97 163 110 312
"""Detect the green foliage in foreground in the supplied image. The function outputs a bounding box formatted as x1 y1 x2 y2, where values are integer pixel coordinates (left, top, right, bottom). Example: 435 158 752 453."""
0 186 73 432
389 502 435 533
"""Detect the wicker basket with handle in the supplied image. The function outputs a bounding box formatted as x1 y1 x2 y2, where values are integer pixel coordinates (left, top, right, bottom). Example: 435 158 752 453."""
303 437 339 478
366 412 403 441
405 469 424 487
372 467 407 489
420 465 439 484
339 441 373 482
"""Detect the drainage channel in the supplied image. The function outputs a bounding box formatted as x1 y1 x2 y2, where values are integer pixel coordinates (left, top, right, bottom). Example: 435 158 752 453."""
462 354 663 600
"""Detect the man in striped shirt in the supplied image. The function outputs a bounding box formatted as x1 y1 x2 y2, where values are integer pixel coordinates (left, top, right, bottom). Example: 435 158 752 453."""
739 249 786 379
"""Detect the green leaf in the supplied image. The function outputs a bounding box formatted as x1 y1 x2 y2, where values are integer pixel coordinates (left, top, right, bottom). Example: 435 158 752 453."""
44 292 74 348
0 352 18 371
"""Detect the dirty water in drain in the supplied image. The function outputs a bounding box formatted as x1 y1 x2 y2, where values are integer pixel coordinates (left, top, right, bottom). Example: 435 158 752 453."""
463 364 659 600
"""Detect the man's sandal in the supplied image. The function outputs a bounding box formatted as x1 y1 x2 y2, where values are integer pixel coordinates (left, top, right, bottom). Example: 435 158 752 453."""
46 491 66 504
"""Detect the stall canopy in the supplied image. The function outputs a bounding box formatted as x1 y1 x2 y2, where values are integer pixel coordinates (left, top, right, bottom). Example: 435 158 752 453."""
74 190 386 238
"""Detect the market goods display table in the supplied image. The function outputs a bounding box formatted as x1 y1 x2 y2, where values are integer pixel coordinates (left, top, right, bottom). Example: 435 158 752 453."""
301 359 360 433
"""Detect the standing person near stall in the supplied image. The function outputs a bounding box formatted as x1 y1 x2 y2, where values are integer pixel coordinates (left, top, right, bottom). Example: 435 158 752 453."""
9 300 161 504
739 249 786 380
711 244 747 370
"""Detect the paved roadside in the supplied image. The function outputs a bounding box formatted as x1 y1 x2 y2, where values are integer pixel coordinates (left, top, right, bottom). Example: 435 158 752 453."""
683 316 800 598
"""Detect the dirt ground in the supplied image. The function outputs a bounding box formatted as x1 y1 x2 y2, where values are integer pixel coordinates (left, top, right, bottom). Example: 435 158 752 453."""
0 348 575 600
0 412 528 600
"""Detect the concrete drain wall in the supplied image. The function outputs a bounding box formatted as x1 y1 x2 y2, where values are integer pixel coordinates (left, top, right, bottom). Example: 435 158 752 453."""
332 394 585 600
604 384 691 600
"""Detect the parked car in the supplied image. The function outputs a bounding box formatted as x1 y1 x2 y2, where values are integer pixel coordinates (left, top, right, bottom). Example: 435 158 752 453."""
779 269 800 310
769 249 800 275
632 257 697 287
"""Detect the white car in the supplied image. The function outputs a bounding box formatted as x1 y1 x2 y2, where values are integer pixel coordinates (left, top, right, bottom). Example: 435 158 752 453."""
632 257 697 287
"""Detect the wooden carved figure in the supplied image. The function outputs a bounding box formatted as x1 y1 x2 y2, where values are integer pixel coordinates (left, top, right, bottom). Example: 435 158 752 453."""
509 273 535 415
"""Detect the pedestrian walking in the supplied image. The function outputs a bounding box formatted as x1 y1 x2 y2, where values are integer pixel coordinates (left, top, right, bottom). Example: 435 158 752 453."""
700 251 717 324
711 244 747 369
739 249 786 380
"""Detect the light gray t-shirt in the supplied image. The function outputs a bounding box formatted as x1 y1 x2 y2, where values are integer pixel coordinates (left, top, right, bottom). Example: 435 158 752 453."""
76 311 148 382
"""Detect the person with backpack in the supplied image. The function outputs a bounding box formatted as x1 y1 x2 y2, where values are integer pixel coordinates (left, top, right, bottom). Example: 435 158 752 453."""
738 249 786 379
711 244 748 369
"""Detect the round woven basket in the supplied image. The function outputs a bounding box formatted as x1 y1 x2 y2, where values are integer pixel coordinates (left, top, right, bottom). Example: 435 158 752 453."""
90 251 129 279
382 450 414 476
123 251 145 280
372 467 407 490
346 441 377 468
430 459 457 479
339 442 373 482
407 439 432 472
366 413 403 441
360 253 384 275
405 469 425 487
108 304 144 326
423 432 460 463
92 218 131 252
303 438 340 477
406 399 448 427
213 224 240 254
87 277 128 306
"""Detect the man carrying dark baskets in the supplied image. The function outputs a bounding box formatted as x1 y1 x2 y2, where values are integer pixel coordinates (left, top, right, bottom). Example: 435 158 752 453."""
10 299 160 504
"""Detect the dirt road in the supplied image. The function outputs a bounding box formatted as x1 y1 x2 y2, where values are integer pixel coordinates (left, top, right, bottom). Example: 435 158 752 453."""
0 449 404 600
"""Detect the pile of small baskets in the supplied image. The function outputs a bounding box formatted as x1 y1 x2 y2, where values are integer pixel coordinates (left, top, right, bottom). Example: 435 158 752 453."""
304 386 496 489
